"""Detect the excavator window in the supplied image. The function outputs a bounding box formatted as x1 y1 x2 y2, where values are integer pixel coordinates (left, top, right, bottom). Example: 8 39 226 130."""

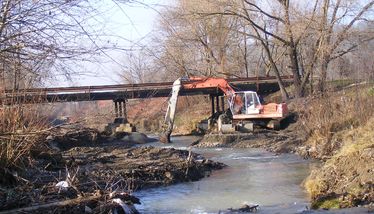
229 91 261 115
246 92 260 109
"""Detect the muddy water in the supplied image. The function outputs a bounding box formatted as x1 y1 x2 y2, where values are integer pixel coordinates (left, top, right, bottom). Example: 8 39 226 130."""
134 136 315 214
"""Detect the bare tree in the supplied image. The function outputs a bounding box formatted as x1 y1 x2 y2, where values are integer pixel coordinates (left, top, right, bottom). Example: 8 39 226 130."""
119 49 155 83
207 0 311 97
0 0 116 90
313 0 374 91
152 0 253 79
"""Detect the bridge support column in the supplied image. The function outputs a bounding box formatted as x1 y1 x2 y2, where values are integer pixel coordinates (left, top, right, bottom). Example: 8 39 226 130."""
108 99 135 134
210 95 215 117
122 99 127 121
114 101 119 118
113 99 127 121
216 96 220 113
118 101 123 117
221 96 225 112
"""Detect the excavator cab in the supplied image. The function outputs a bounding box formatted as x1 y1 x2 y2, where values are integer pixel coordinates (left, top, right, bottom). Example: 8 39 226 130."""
229 91 262 116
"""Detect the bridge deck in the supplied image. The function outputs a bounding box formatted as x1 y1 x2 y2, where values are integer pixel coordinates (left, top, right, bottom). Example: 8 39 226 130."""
0 76 292 104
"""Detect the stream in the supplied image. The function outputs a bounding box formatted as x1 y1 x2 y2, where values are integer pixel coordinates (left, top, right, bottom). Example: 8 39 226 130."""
134 136 316 213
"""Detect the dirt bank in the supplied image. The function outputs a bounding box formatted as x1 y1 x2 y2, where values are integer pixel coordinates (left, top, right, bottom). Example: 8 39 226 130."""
195 114 305 155
0 126 224 213
196 129 303 154
305 117 374 209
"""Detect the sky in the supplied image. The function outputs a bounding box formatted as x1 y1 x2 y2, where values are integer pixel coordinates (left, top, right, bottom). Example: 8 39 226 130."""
50 0 373 87
52 0 171 87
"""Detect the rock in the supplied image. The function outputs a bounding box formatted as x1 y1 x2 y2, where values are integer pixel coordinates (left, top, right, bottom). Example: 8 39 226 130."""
196 133 254 148
84 206 93 213
115 123 136 133
165 171 174 180
122 132 154 144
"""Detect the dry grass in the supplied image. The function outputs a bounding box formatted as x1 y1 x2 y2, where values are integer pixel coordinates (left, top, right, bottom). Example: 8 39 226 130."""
304 110 374 208
295 86 374 158
125 96 211 134
304 178 326 200
173 96 211 135
0 103 49 169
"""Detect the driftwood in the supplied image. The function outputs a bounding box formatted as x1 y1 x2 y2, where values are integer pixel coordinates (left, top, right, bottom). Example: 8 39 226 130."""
225 204 259 213
0 195 102 214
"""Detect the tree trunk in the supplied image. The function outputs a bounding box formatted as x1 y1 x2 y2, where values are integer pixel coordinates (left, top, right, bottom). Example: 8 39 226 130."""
318 59 329 93
288 45 303 97
262 42 289 101
243 33 249 78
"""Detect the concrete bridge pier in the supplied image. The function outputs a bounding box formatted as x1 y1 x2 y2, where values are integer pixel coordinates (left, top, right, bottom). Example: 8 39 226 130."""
108 99 136 134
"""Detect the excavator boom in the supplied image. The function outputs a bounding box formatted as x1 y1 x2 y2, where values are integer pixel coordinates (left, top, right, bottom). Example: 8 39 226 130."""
160 78 182 143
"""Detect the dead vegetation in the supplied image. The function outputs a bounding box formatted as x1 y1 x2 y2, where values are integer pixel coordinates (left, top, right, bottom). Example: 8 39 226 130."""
0 130 224 212
0 108 225 212
291 85 374 209
305 116 374 209
126 96 211 135
296 85 374 159
0 104 49 170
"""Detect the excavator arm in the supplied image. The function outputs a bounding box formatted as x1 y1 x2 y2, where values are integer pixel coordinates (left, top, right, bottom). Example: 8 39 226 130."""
160 78 182 143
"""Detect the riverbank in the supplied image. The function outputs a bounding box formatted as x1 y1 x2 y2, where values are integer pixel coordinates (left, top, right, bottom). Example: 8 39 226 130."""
0 126 224 213
305 117 374 209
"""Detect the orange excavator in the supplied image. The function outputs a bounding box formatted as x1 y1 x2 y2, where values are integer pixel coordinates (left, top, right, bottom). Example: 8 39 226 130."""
160 77 288 143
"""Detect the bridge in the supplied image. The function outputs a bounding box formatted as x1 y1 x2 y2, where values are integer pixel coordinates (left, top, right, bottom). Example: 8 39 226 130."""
0 76 292 119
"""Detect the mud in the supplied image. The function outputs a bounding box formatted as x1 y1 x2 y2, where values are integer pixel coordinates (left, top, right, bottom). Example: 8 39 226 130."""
196 129 304 156
0 126 224 213
195 112 308 156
